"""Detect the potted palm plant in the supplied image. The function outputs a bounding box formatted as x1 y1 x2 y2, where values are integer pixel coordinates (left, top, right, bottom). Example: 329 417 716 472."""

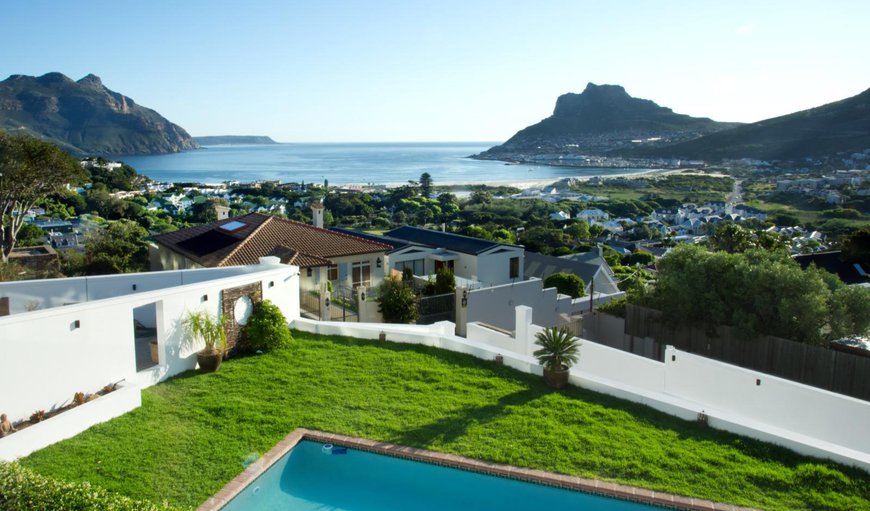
533 326 581 389
185 310 227 372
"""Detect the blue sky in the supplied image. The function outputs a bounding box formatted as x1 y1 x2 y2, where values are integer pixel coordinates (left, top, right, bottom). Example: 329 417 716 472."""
2 0 868 142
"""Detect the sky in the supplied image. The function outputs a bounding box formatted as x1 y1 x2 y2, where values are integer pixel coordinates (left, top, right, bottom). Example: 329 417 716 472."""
2 0 869 143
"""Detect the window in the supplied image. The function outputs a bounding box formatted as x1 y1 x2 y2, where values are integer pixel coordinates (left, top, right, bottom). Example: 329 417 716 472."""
327 264 338 282
351 261 371 288
394 258 424 276
509 257 520 279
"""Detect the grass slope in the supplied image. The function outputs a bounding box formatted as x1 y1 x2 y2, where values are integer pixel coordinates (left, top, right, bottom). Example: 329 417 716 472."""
21 332 870 510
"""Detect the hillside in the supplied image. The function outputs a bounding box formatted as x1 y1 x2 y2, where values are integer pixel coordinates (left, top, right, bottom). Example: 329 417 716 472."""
640 87 870 161
476 83 740 159
193 135 278 145
0 72 199 155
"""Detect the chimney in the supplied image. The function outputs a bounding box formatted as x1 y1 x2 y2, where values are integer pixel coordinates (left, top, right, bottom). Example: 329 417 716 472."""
311 201 325 229
214 204 230 220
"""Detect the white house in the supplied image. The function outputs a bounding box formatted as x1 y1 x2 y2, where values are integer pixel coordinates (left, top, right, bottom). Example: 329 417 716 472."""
377 226 525 287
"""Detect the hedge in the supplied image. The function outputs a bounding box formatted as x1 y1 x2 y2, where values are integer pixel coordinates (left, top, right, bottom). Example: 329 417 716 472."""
0 461 184 511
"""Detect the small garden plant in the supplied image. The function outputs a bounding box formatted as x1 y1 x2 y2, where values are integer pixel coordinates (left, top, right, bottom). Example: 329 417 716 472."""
242 300 292 352
184 310 226 355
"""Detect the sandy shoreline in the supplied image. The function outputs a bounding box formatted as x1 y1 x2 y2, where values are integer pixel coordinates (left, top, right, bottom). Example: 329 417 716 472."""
343 167 699 190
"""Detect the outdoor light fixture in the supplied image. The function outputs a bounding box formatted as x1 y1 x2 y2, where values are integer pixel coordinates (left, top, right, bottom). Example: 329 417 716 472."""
201 294 208 302
132 284 137 291
461 289 467 308
360 291 366 301
72 320 80 329
376 257 382 268
324 297 330 308
268 281 274 288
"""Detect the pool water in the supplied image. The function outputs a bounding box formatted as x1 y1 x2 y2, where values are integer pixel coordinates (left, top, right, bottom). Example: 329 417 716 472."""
221 440 667 510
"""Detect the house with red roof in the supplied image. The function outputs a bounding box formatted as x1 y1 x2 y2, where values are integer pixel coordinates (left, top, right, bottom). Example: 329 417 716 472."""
149 212 391 315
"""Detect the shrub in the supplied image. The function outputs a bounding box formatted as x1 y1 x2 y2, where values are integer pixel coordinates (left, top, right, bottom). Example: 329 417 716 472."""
0 461 182 511
433 266 455 295
377 277 418 324
242 300 293 352
622 251 655 266
543 272 586 298
597 297 627 317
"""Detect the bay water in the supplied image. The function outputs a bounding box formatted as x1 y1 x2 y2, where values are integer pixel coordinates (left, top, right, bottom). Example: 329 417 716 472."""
121 142 651 186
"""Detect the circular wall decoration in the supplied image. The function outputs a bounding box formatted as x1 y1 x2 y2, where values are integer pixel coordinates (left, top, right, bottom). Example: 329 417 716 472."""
234 295 253 325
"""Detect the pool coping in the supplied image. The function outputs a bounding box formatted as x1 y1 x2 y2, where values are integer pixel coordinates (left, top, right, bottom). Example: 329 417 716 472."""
197 428 760 511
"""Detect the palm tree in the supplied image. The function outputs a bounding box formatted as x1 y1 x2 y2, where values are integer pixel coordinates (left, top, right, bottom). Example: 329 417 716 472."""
533 327 581 389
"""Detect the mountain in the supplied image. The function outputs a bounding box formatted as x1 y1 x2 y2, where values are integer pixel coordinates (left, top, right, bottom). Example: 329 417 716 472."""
476 83 740 159
639 87 870 161
194 135 278 145
0 72 199 155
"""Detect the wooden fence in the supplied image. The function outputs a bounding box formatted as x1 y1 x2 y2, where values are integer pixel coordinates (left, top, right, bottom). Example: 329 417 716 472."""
624 304 870 401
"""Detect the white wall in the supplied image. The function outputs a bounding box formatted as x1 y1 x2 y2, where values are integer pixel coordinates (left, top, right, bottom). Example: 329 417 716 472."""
0 264 283 315
476 248 524 286
664 347 870 456
452 252 478 282
0 262 300 425
333 306 869 471
0 382 140 460
465 278 624 332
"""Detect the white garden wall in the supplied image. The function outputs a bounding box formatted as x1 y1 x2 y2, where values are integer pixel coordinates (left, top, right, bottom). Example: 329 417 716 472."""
295 310 870 471
664 346 870 457
0 260 300 460
0 382 140 460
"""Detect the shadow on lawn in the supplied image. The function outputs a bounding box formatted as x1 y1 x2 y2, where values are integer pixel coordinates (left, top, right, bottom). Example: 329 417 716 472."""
394 387 543 447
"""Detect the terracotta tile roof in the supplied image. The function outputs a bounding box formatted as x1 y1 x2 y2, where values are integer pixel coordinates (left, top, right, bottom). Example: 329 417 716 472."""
152 213 390 267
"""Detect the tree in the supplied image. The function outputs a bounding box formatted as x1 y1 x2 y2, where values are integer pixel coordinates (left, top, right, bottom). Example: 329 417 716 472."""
78 220 150 275
434 266 455 295
622 251 655 266
468 190 492 205
828 285 870 339
841 227 870 267
648 244 834 344
543 272 586 298
0 134 86 262
565 220 590 241
708 223 753 253
376 277 418 324
16 223 46 247
419 172 433 198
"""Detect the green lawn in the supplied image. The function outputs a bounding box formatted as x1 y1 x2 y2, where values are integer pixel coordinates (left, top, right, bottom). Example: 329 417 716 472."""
21 332 870 510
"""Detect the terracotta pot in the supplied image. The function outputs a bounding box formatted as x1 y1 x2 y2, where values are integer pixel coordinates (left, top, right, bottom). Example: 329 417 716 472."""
197 350 223 372
543 366 570 389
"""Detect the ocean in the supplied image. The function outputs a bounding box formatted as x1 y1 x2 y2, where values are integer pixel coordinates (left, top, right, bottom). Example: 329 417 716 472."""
120 142 651 186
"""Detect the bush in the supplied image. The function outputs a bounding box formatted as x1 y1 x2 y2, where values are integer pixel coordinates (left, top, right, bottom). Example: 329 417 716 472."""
377 277 418 324
434 266 455 295
543 272 586 298
0 461 181 511
241 300 292 352
596 297 627 317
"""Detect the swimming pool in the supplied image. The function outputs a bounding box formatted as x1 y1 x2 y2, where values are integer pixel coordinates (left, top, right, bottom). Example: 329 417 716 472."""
215 435 675 511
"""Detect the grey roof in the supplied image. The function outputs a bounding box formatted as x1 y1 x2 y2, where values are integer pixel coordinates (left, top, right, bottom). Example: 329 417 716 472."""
329 228 425 254
524 251 601 285
793 251 868 285
385 225 520 255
